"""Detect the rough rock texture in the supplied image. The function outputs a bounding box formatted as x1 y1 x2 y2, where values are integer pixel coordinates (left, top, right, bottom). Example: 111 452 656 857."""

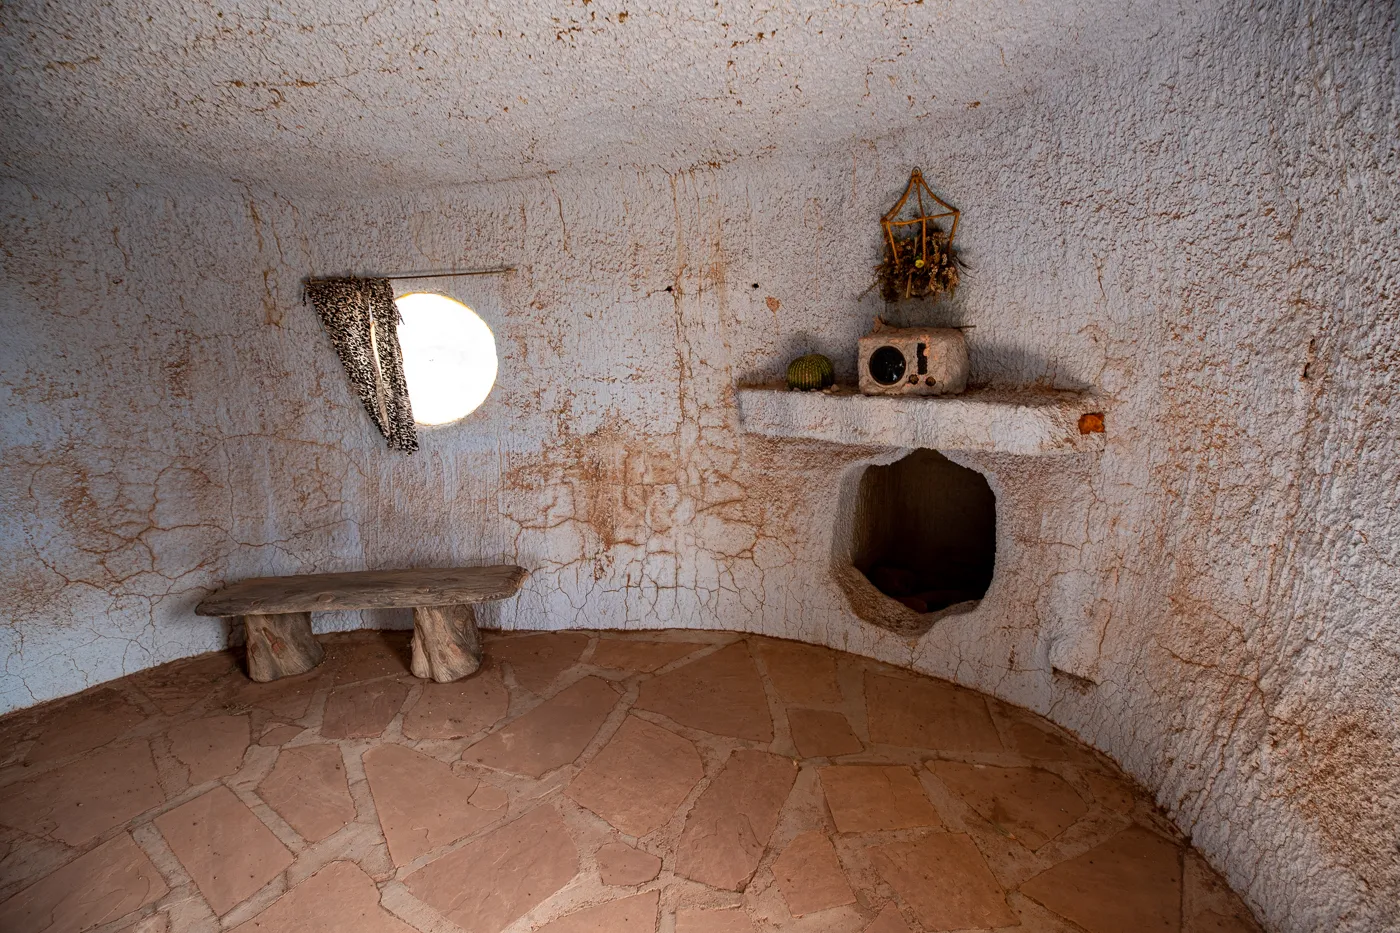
0 3 1396 931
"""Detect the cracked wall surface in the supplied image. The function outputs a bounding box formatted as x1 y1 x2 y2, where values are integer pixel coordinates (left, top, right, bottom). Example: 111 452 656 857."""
1 2 1397 932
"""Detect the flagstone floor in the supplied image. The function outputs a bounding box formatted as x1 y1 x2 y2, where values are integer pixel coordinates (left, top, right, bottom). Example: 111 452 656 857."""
0 630 1263 933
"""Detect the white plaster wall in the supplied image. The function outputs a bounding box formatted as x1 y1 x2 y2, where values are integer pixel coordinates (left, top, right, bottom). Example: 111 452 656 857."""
1 1 1396 932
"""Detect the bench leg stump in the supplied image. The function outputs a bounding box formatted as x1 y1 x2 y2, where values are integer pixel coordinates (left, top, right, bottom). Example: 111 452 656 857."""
242 612 323 682
411 604 482 682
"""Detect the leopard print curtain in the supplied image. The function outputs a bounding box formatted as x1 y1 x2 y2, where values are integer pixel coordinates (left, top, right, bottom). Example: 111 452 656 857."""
305 277 418 453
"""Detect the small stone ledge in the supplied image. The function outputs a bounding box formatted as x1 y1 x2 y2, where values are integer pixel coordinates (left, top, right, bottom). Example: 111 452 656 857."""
736 385 1106 456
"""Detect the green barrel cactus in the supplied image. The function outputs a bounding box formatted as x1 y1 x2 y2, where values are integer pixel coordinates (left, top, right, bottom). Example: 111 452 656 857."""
786 353 835 391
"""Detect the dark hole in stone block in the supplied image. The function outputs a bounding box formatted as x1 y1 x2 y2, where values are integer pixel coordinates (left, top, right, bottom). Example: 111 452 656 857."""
852 449 996 614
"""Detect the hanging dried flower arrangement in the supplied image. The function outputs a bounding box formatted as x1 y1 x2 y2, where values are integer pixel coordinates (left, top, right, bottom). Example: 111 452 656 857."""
874 168 965 302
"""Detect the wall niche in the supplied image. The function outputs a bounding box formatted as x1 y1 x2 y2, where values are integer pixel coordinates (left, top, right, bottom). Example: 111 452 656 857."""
835 449 996 636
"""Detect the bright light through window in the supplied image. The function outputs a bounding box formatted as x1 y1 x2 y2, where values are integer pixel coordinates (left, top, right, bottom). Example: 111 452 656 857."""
394 292 498 426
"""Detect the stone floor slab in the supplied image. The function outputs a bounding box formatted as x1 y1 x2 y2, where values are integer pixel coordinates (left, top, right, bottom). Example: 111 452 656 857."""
0 740 165 846
590 639 705 672
675 750 797 890
930 760 1088 850
819 765 941 833
257 744 356 843
596 841 662 885
167 714 250 784
1020 824 1183 933
753 640 843 704
566 715 703 837
364 743 497 865
675 908 759 933
535 891 659 932
224 672 322 720
870 832 1016 931
865 673 1002 753
462 676 620 778
321 680 411 740
1083 770 1137 813
772 831 855 917
863 905 913 933
0 833 167 933
404 805 578 933
229 859 415 933
322 634 412 686
489 632 590 694
153 786 293 916
258 724 304 747
400 666 509 740
635 642 773 742
131 652 240 716
787 709 862 758
24 689 146 765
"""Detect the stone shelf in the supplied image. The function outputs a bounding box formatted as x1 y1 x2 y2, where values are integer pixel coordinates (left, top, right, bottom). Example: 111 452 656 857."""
736 385 1106 456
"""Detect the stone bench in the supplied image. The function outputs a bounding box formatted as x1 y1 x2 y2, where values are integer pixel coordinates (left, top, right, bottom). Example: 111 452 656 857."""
195 566 527 683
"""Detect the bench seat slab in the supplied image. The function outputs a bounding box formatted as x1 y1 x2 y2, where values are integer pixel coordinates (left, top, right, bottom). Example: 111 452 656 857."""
411 604 482 683
196 566 527 617
244 612 324 682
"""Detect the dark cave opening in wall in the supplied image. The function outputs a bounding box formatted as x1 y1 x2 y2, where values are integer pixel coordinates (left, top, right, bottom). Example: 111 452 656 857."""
852 449 997 614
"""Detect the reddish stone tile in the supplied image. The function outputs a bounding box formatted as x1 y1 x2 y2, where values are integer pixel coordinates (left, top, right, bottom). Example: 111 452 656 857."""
566 716 703 837
321 680 411 739
258 724 304 747
930 760 1088 850
167 714 250 784
675 908 759 933
772 831 854 916
321 633 412 686
257 744 355 843
225 672 322 720
1021 825 1183 933
536 891 659 933
470 783 508 811
788 709 863 758
489 632 590 694
674 750 797 890
462 676 621 778
229 859 414 933
0 833 167 933
870 832 1015 931
404 805 578 933
863 905 913 932
153 786 292 916
819 765 941 833
597 842 661 885
1084 769 1137 813
364 744 498 865
0 825 71 896
590 639 705 672
635 642 773 742
0 740 165 846
400 666 509 740
1183 850 1263 933
132 653 239 715
1002 712 1103 768
25 689 146 765
865 672 1002 753
752 639 843 704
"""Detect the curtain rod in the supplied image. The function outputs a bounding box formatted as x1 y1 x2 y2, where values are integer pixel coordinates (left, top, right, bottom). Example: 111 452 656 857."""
379 267 516 281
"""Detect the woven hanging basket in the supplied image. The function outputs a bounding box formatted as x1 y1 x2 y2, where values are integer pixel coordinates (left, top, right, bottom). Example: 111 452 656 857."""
874 169 965 302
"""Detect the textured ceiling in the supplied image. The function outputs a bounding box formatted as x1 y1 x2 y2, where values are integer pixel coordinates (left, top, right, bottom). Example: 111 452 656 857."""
1 0 1157 192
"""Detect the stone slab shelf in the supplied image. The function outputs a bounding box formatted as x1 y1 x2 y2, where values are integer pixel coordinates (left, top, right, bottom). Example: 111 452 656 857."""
736 385 1105 456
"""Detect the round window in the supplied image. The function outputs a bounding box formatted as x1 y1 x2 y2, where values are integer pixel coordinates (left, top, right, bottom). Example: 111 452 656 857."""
394 292 498 426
